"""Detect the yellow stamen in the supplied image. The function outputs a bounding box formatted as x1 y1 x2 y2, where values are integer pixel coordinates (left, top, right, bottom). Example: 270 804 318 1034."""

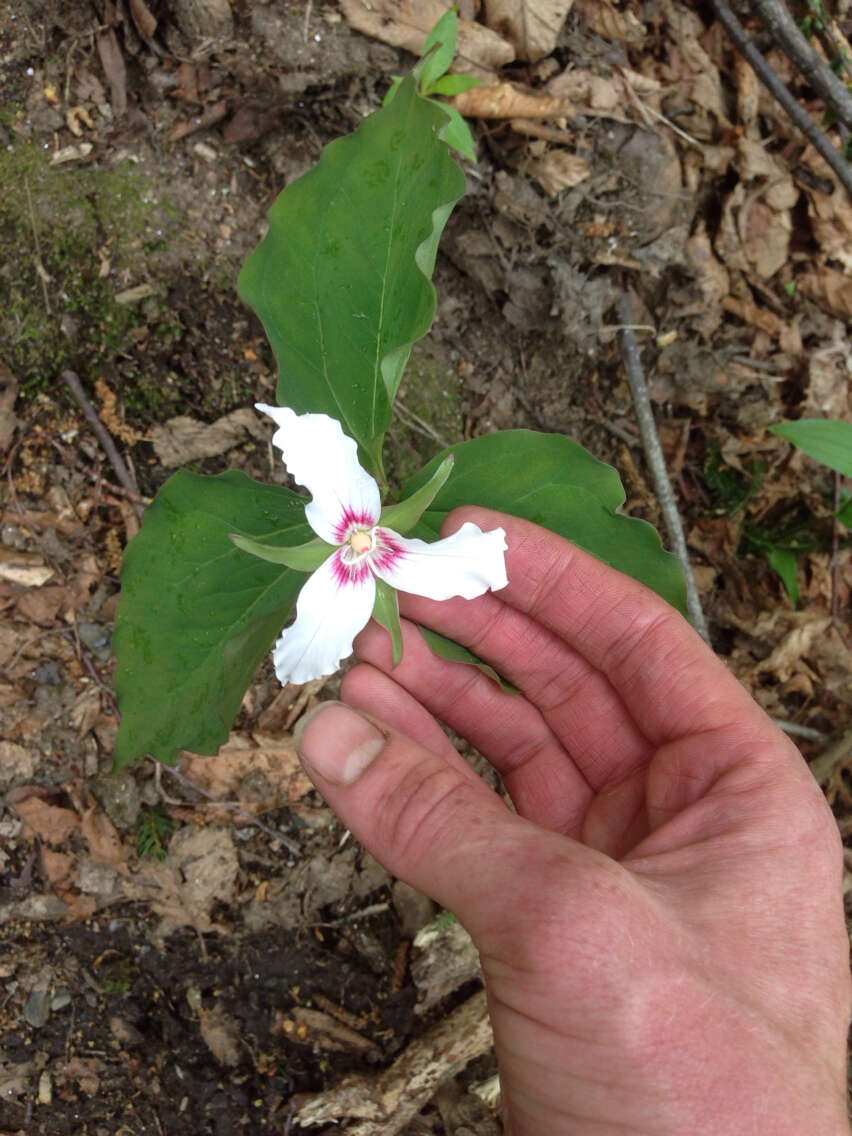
349 529 373 555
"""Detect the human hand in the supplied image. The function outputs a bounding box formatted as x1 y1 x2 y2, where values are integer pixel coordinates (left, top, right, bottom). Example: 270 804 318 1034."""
295 508 851 1135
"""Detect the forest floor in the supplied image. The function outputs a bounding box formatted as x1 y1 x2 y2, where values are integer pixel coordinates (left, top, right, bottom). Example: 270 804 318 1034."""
1 2 850 1134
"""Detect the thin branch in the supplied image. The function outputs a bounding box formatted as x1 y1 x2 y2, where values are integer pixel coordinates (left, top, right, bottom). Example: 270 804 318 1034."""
708 0 852 199
62 370 144 520
809 725 852 785
150 757 301 854
617 294 711 644
752 0 852 128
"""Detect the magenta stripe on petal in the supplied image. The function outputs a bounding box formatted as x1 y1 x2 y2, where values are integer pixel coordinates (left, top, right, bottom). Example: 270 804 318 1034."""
331 548 372 588
333 506 378 544
371 528 407 572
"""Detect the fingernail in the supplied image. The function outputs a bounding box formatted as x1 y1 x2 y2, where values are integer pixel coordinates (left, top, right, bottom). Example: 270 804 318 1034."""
295 702 385 786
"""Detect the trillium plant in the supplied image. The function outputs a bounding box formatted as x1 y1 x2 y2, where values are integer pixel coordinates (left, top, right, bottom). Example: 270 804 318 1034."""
113 9 686 769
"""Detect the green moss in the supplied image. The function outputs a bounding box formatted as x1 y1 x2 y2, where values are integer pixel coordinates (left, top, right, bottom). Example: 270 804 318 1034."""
385 346 463 488
0 141 174 395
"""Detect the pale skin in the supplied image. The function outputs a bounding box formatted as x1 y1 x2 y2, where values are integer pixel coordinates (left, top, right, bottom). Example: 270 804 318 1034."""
296 507 851 1136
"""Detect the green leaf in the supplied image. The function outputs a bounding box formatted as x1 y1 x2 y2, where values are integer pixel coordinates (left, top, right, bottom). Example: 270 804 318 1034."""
228 532 334 570
418 626 513 690
114 471 313 768
425 74 482 96
769 419 852 476
373 578 404 666
437 104 477 160
403 431 688 615
766 547 800 608
838 492 852 528
380 454 454 532
239 76 466 476
420 6 458 91
383 75 404 106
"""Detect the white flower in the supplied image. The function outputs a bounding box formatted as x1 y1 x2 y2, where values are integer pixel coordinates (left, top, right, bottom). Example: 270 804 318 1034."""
255 404 508 685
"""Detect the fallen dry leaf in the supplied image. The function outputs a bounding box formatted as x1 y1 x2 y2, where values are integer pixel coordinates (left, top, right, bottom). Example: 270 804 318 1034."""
51 142 94 165
41 848 75 891
13 795 79 846
452 81 572 118
0 550 54 587
62 1057 102 1097
482 0 575 62
151 408 267 466
96 26 126 116
575 0 644 41
198 1003 242 1066
81 803 127 872
15 585 71 626
798 266 852 321
339 0 514 77
526 149 590 194
128 0 158 38
180 732 314 812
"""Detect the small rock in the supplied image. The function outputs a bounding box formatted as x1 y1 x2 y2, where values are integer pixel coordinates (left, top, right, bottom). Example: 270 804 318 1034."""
77 621 112 661
23 977 52 1028
37 1070 52 1104
392 880 436 938
0 741 37 792
51 989 72 1011
91 770 140 830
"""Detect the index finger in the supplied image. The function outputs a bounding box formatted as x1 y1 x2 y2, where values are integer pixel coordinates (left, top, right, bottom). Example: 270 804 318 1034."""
433 507 766 747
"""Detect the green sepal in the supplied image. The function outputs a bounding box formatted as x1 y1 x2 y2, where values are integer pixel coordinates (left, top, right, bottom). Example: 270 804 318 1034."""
417 626 516 692
228 532 334 571
373 578 404 666
379 454 454 533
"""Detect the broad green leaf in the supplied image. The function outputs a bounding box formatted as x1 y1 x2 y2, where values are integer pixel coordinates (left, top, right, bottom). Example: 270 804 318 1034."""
114 471 312 767
380 454 454 532
239 77 466 476
425 74 482 96
769 419 852 476
420 7 458 91
373 578 404 665
418 626 513 690
838 491 852 528
402 431 688 615
766 547 800 608
229 532 334 570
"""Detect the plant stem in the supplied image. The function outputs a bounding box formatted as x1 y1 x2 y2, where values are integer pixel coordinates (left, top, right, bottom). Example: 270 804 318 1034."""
617 294 711 644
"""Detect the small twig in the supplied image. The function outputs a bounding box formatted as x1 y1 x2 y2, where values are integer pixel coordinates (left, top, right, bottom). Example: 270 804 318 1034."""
752 0 852 129
24 175 51 314
617 293 711 644
708 0 852 199
773 717 828 741
394 398 453 448
309 902 390 928
62 370 144 520
302 0 314 43
809 725 852 785
150 758 301 854
52 439 151 505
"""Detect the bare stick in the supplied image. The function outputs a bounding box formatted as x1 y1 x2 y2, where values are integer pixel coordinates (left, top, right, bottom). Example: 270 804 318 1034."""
752 0 852 128
809 725 852 785
63 370 144 520
617 294 711 644
708 0 852 199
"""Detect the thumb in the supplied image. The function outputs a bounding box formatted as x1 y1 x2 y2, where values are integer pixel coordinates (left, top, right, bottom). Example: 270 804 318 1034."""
294 700 532 930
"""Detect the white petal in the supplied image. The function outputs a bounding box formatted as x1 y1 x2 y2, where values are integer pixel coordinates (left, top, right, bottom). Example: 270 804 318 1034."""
272 552 376 685
256 404 381 544
371 522 508 601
